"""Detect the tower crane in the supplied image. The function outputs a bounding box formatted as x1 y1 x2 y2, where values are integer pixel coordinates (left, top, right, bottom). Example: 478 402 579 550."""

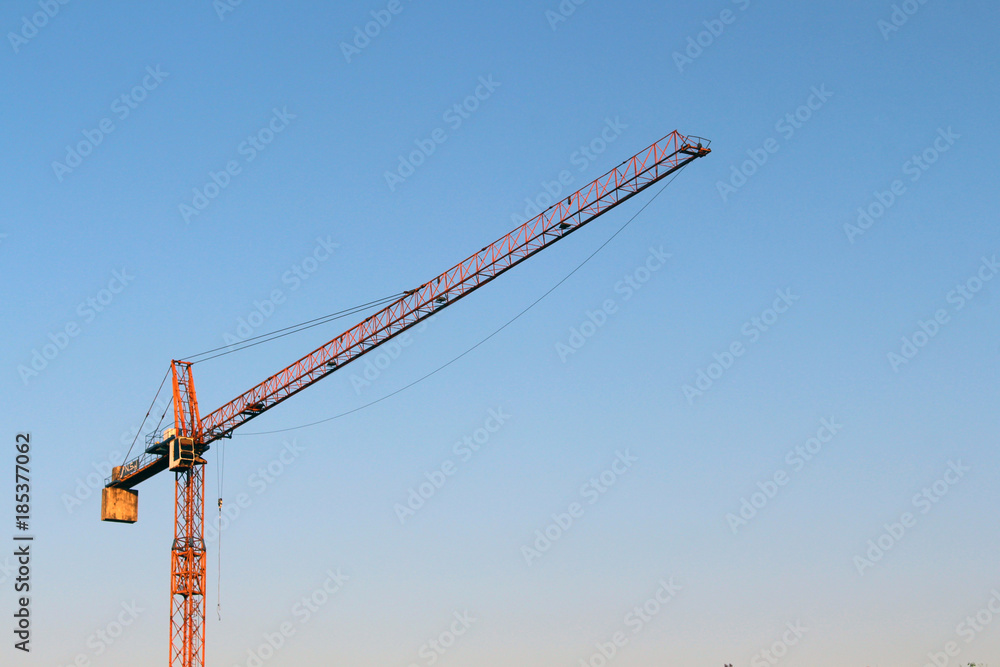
99 130 711 667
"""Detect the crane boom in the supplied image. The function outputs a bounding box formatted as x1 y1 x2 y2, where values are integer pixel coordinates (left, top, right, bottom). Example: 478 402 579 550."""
107 131 709 492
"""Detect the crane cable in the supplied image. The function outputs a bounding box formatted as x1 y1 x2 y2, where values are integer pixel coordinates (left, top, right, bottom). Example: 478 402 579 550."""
180 293 405 365
216 437 225 621
120 292 400 463
120 367 171 466
238 167 688 437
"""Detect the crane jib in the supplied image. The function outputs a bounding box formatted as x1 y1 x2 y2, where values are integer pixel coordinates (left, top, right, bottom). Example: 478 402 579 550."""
105 132 710 492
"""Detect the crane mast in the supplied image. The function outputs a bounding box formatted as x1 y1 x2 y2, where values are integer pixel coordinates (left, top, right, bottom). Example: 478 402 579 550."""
100 131 710 667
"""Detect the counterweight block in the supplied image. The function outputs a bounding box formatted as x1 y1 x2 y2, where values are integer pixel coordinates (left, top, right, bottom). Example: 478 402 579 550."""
101 487 138 523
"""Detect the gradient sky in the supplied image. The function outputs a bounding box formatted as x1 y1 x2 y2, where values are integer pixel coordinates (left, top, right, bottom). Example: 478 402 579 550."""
3 1 1000 666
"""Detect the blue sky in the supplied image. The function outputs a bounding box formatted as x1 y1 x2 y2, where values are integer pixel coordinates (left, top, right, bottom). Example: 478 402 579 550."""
2 1 999 665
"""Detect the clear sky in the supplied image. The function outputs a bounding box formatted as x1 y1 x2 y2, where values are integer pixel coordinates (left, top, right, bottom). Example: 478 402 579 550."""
2 1 999 666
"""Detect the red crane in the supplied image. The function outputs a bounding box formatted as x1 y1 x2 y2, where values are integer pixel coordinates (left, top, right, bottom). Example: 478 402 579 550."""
100 131 711 667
